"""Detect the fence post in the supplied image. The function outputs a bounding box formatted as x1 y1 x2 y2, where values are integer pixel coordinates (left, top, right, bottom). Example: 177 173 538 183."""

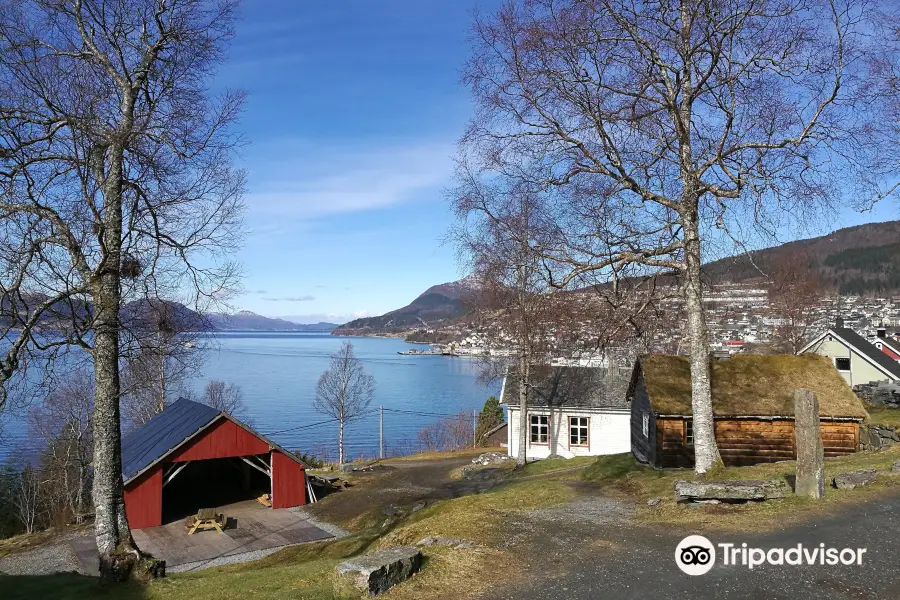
473 409 477 449
379 406 384 459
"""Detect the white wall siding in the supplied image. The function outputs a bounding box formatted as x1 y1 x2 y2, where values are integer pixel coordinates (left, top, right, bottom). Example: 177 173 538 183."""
506 408 631 460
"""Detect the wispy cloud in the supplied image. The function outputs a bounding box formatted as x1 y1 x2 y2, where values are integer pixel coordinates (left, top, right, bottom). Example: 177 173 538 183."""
261 295 316 302
244 139 454 223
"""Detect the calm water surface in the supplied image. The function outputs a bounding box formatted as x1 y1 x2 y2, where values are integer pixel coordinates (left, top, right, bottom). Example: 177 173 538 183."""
1 333 498 462
194 333 498 459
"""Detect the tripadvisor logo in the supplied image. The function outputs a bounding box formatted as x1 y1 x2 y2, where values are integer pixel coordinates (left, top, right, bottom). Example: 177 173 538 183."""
676 535 716 576
675 535 868 576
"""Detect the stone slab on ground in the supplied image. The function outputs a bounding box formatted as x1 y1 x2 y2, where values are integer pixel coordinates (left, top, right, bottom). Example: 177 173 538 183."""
336 546 422 596
832 469 878 490
416 536 476 550
675 479 790 502
472 452 514 466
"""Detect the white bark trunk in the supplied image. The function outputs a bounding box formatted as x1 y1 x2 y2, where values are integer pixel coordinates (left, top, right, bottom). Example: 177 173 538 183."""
681 214 720 473
517 354 529 466
91 139 138 569
338 418 344 466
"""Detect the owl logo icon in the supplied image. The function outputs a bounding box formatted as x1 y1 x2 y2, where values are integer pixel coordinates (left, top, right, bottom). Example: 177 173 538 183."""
676 535 716 575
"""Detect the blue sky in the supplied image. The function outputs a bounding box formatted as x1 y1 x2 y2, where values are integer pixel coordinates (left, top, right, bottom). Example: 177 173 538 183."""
219 0 500 323
222 0 897 323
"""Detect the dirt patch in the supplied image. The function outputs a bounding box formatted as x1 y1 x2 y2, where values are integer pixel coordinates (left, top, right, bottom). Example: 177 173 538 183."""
306 453 501 529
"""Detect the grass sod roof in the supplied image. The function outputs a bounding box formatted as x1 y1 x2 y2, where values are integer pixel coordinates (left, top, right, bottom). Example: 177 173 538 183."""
638 354 868 419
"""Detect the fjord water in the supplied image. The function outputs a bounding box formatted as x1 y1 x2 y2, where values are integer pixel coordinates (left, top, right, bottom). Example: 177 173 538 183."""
0 333 498 463
191 332 498 460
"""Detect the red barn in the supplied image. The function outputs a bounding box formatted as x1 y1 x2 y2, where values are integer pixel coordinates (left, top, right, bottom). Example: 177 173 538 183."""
121 398 307 529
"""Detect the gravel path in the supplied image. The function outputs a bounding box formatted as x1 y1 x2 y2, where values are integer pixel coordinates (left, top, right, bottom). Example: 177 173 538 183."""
490 491 900 600
0 533 86 576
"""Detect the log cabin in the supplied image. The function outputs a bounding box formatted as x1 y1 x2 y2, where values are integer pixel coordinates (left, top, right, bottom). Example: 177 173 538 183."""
628 354 868 468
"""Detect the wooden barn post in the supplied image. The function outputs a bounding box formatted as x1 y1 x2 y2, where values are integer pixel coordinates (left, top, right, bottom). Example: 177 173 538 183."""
794 389 825 499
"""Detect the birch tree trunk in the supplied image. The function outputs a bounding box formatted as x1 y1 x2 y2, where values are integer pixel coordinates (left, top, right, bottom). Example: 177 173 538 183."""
680 212 720 473
517 354 529 466
338 416 345 465
92 140 137 563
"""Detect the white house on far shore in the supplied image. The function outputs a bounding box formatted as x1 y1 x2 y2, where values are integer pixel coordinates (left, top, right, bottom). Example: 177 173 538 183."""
501 365 631 460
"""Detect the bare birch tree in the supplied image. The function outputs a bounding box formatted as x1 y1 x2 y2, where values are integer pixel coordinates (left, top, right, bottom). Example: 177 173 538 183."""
314 342 375 465
452 174 560 466
200 379 248 420
461 0 898 473
29 369 94 520
0 0 244 576
767 252 823 353
121 301 206 429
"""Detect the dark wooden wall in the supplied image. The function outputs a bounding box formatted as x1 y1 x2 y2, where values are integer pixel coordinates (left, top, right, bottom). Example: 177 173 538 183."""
654 417 859 468
629 372 657 464
271 451 306 509
483 423 508 448
124 465 163 529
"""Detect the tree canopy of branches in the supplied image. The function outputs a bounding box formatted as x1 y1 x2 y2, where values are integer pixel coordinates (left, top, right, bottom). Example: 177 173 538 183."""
314 342 375 465
459 0 899 473
767 252 823 353
199 379 248 420
452 181 562 465
28 369 94 522
0 0 245 574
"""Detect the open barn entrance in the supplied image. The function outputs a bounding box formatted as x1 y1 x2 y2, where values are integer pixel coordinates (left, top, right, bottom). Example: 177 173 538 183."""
160 454 271 524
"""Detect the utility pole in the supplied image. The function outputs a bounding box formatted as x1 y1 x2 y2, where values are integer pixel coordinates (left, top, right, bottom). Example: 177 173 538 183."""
379 405 384 459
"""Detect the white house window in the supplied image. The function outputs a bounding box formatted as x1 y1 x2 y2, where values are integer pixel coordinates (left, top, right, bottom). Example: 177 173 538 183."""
642 412 649 438
569 417 589 446
685 420 694 447
530 415 549 444
835 357 851 371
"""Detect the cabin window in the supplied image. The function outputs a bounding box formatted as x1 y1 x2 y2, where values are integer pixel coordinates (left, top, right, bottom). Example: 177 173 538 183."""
530 415 549 444
642 412 649 438
569 417 589 447
685 420 694 447
835 357 851 371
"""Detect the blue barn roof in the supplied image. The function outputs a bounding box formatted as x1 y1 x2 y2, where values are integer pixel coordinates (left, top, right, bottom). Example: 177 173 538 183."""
121 398 221 483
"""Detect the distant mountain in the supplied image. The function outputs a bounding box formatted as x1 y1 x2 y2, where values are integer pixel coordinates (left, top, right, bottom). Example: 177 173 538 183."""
704 220 900 295
207 311 338 332
333 278 477 336
1 295 337 333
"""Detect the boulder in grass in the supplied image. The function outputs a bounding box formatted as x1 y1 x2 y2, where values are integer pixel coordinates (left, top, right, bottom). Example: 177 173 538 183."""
471 452 514 466
336 546 422 596
832 469 877 490
674 479 790 503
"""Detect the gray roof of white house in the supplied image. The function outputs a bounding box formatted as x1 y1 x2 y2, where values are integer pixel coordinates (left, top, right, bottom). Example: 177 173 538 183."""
831 328 900 379
502 365 629 410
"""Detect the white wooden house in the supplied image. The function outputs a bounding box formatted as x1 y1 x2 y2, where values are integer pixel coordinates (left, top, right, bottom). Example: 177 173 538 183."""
799 320 900 386
502 365 631 460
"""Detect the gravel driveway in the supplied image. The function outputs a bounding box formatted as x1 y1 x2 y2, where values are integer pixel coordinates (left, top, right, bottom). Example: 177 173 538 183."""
488 491 900 600
0 532 87 576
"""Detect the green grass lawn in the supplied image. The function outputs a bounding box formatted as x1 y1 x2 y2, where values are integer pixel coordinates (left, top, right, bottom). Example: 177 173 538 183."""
581 444 900 530
6 445 900 599
864 405 900 428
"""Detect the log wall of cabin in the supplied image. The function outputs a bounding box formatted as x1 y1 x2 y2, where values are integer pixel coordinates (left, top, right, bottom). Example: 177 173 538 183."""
655 417 859 468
